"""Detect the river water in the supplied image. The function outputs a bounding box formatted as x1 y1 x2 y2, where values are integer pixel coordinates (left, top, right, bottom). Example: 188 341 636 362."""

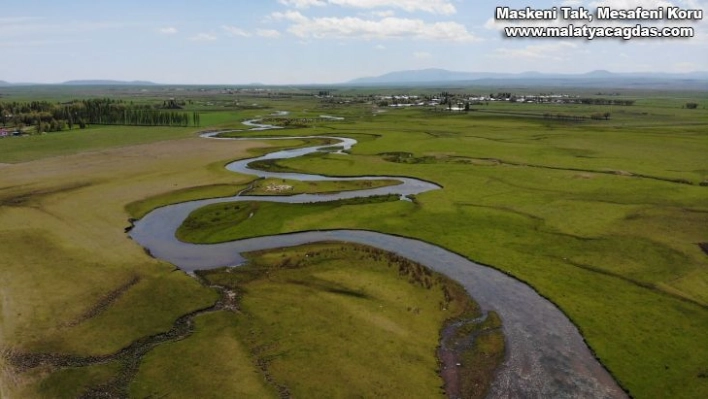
129 120 627 399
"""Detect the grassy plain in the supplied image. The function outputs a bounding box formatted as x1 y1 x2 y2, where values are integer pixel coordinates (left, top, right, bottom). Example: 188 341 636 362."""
177 195 401 243
0 133 268 397
188 242 488 399
0 87 707 398
176 96 708 398
129 242 493 399
129 311 276 398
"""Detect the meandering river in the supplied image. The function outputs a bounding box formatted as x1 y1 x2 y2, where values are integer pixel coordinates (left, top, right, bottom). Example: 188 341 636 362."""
129 119 627 398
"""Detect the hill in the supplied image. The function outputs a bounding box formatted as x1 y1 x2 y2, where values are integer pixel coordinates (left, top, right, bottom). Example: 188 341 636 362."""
61 80 157 86
346 68 708 90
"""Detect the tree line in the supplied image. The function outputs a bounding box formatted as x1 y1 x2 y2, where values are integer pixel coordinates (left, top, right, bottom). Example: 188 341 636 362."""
573 98 635 106
0 99 201 133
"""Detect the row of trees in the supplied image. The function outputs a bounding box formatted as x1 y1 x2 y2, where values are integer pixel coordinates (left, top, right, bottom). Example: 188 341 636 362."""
0 99 201 133
77 99 196 126
543 112 610 121
574 98 635 106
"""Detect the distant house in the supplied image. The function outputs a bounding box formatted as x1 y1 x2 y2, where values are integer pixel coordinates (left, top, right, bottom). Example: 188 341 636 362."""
1 129 21 137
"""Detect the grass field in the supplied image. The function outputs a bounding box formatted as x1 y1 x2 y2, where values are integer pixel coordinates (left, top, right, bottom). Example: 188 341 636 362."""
174 98 708 398
0 133 265 397
177 195 402 243
1 87 707 398
177 242 494 399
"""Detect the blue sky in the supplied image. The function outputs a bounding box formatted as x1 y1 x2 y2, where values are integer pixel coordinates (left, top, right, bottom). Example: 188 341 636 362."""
1 0 706 84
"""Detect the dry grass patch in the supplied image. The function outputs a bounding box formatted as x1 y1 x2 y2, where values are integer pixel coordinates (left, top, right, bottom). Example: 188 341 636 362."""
0 136 277 395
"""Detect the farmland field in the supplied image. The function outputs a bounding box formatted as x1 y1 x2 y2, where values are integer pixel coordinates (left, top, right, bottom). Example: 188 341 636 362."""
1 86 707 398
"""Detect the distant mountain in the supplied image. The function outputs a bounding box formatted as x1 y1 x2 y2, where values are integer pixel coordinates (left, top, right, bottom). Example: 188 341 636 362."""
0 81 40 86
348 68 512 84
0 80 159 86
583 70 614 77
345 68 708 89
61 80 157 86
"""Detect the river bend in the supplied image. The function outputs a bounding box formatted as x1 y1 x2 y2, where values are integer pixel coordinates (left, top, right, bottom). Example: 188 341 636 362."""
129 122 627 399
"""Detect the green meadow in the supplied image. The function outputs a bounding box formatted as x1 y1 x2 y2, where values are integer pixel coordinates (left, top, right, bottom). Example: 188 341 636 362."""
0 86 706 398
178 95 708 398
130 242 492 399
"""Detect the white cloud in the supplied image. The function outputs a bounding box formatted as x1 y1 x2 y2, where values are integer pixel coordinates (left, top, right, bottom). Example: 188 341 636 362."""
559 0 695 7
158 27 178 35
588 0 674 8
483 17 500 31
279 0 456 14
189 33 217 41
413 51 432 58
272 11 476 41
567 0 707 27
257 29 282 38
375 44 386 50
278 0 327 8
492 41 579 61
221 26 282 39
271 10 310 23
222 25 251 37
371 10 396 17
486 0 707 30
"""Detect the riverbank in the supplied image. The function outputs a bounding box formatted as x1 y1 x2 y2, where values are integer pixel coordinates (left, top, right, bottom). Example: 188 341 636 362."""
129 131 628 398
